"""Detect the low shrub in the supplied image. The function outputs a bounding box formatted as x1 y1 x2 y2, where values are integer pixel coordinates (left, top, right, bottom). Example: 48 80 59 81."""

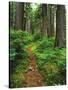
10 29 32 61
34 37 66 85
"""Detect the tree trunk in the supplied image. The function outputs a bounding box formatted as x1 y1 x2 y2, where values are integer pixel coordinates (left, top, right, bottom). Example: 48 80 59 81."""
9 2 14 28
54 5 66 48
50 5 54 37
26 19 31 33
47 5 51 37
16 2 24 30
25 3 32 33
41 4 47 36
47 5 56 37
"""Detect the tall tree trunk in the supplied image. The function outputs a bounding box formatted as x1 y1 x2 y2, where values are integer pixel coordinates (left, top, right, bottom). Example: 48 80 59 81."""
41 4 47 36
25 3 32 33
23 17 26 30
9 2 11 28
9 2 14 28
26 19 31 33
47 5 56 37
47 5 51 37
16 2 24 30
50 5 54 37
54 5 66 48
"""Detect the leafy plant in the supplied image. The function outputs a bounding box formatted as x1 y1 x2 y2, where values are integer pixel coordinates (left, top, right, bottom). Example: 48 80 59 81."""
33 37 66 85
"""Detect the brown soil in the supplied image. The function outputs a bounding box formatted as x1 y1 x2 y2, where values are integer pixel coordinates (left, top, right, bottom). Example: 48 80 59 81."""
24 46 45 87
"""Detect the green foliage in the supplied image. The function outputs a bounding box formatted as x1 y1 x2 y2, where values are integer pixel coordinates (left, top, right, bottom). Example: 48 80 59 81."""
10 29 33 61
32 32 41 41
10 49 16 61
10 29 31 88
33 37 66 85
36 37 54 51
10 73 25 88
15 59 29 73
10 59 29 88
10 29 66 87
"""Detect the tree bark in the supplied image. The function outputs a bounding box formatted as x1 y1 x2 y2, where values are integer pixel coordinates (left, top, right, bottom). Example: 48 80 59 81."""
16 2 24 30
54 5 66 48
47 5 51 37
25 3 32 33
41 4 47 36
9 2 14 28
50 5 54 37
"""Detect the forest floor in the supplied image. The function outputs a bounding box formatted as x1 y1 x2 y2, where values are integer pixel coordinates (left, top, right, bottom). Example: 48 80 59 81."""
24 45 45 87
10 30 66 88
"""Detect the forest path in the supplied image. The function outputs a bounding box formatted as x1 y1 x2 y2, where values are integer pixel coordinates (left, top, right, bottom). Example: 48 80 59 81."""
24 45 45 87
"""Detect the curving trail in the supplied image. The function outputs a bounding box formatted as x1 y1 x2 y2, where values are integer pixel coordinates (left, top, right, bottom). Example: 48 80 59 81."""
24 45 45 87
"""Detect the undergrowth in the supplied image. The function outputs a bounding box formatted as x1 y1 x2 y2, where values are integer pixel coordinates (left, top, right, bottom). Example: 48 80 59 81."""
10 29 31 88
10 29 66 87
33 37 66 85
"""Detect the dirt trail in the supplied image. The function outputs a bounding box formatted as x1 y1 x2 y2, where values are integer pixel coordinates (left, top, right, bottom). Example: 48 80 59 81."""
24 46 45 87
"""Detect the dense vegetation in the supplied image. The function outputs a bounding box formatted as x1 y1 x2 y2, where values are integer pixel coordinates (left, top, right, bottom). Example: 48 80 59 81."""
9 2 66 88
